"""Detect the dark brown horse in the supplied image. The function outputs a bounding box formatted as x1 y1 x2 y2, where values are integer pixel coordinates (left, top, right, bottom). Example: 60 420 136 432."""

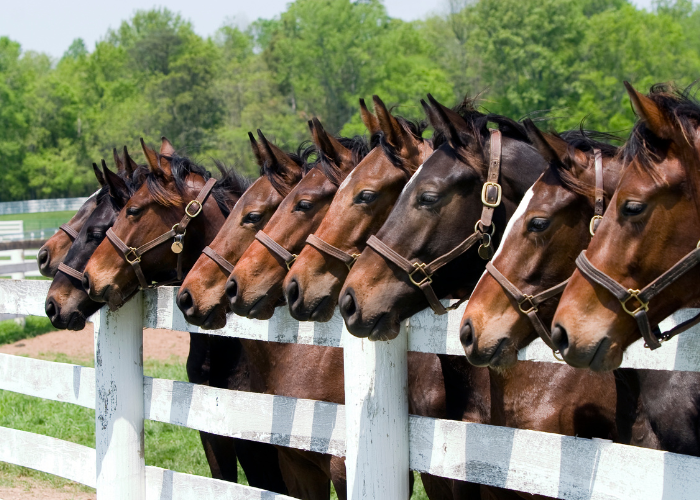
552 83 700 370
36 149 138 276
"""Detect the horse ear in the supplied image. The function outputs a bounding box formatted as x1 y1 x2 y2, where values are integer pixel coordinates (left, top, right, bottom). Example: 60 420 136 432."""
92 162 106 187
257 129 304 186
311 117 352 169
360 98 381 135
160 136 175 156
123 146 137 178
427 94 471 148
420 99 441 131
248 132 265 168
141 138 160 173
113 148 125 173
101 159 130 206
524 119 566 165
373 95 404 148
624 81 675 140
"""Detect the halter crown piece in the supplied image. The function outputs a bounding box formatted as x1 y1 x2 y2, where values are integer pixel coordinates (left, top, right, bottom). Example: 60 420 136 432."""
366 129 503 315
485 149 603 354
106 178 217 290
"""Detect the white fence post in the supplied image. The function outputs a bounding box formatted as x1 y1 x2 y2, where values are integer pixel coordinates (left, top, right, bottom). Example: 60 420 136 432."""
9 249 24 280
343 322 409 500
94 294 146 500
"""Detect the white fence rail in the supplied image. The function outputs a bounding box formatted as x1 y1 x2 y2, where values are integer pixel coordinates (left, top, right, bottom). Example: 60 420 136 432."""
0 249 40 278
0 196 88 215
1 279 700 499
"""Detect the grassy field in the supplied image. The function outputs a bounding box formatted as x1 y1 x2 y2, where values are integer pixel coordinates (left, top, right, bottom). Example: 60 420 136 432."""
0 210 76 232
0 317 56 345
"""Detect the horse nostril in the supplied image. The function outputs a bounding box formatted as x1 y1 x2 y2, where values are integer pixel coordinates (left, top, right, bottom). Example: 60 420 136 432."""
37 248 49 269
45 299 58 321
340 291 357 319
225 277 239 301
177 289 194 314
286 279 300 305
460 321 474 348
551 324 569 351
81 273 91 293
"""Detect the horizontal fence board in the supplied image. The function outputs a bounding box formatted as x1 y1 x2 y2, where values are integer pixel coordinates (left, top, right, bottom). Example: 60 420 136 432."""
145 466 295 500
0 354 95 408
0 260 39 274
0 197 88 215
144 377 346 457
0 426 96 488
409 415 700 500
0 279 52 316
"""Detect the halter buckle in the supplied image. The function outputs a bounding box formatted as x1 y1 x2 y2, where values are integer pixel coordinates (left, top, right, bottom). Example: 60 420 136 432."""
518 295 538 314
481 182 502 208
347 253 361 271
589 215 603 236
409 262 432 287
286 254 298 271
621 289 649 316
185 200 203 218
125 248 141 264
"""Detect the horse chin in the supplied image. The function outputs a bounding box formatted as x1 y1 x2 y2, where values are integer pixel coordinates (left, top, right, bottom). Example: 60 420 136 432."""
244 294 278 320
367 313 401 341
588 339 623 372
197 306 228 331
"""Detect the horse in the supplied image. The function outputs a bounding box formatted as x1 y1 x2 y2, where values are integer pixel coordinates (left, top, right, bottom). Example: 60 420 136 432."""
79 138 289 492
340 95 618 498
176 131 311 329
37 147 137 276
552 83 700 371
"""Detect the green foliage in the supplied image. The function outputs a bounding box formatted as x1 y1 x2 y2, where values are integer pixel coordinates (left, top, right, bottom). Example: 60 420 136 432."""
1 0 700 199
0 316 56 345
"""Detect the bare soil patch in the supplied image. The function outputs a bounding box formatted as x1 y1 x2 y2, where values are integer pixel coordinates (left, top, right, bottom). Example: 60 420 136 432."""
0 482 95 500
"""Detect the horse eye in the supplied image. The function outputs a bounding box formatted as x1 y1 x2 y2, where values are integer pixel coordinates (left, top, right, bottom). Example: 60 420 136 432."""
621 201 647 217
244 212 263 224
87 231 104 241
355 190 377 204
295 200 313 212
126 207 141 217
419 192 439 205
527 218 550 233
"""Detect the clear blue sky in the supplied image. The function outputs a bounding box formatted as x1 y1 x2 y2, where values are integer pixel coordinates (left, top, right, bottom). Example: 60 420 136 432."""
1 0 656 58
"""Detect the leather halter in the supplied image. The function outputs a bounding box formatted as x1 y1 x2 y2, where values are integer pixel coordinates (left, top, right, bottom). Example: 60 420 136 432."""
255 230 298 270
57 262 84 282
485 149 604 351
202 245 235 274
366 129 503 315
106 178 217 290
59 223 79 240
305 234 360 270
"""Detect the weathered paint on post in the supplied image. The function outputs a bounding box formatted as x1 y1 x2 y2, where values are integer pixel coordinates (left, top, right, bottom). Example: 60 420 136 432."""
94 295 146 500
343 323 409 500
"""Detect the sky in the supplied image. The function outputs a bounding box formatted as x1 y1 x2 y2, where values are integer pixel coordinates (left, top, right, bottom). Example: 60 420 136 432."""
2 0 656 59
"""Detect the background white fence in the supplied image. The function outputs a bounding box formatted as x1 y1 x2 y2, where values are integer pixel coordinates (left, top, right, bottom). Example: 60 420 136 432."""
0 196 89 215
1 279 700 499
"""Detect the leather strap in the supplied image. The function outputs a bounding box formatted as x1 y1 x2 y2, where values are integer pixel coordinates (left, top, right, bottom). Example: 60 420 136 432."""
590 149 604 235
60 223 79 240
479 130 502 229
57 262 84 282
202 245 234 274
485 261 568 350
306 234 359 270
106 179 217 290
255 230 297 270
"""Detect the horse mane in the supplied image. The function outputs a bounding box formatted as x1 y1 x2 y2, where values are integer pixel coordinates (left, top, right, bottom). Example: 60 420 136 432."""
261 141 317 197
370 116 428 174
623 83 700 183
318 135 371 186
146 154 251 216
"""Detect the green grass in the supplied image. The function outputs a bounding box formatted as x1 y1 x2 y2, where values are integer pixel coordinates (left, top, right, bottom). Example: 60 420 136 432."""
0 316 57 345
0 355 429 499
0 210 76 232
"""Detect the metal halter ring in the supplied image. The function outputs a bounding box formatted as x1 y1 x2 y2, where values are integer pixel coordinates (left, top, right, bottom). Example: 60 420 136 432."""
518 295 538 314
474 220 496 236
185 200 203 218
481 182 502 208
620 289 649 316
589 215 603 236
125 248 141 264
347 253 361 271
553 350 565 362
286 254 298 271
409 262 432 286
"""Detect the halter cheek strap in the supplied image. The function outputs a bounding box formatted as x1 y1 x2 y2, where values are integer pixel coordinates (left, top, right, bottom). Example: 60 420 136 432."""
255 230 297 270
107 178 217 290
366 129 503 315
590 149 604 236
60 224 79 240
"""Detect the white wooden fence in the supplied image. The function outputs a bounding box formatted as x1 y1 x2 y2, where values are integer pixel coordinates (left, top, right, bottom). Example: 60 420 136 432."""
2 279 700 500
0 249 40 278
0 196 89 215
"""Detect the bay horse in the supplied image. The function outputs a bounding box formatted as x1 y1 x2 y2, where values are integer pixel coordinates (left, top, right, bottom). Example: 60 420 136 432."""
37 147 137 276
340 95 618 498
552 83 700 370
79 138 289 492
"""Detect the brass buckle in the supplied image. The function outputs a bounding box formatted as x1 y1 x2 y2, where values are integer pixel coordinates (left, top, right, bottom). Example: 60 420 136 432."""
481 182 502 208
286 254 298 271
589 215 603 236
347 253 361 271
518 295 538 314
125 248 141 264
621 289 649 316
409 262 432 287
185 200 203 218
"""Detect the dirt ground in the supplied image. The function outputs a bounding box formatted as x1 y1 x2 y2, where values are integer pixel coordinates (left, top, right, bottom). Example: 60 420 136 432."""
0 326 190 499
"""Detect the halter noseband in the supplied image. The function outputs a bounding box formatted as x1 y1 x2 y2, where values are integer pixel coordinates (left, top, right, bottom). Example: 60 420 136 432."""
202 245 235 274
485 149 604 352
59 223 79 240
106 178 217 290
365 129 503 316
255 230 298 270
305 234 360 270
